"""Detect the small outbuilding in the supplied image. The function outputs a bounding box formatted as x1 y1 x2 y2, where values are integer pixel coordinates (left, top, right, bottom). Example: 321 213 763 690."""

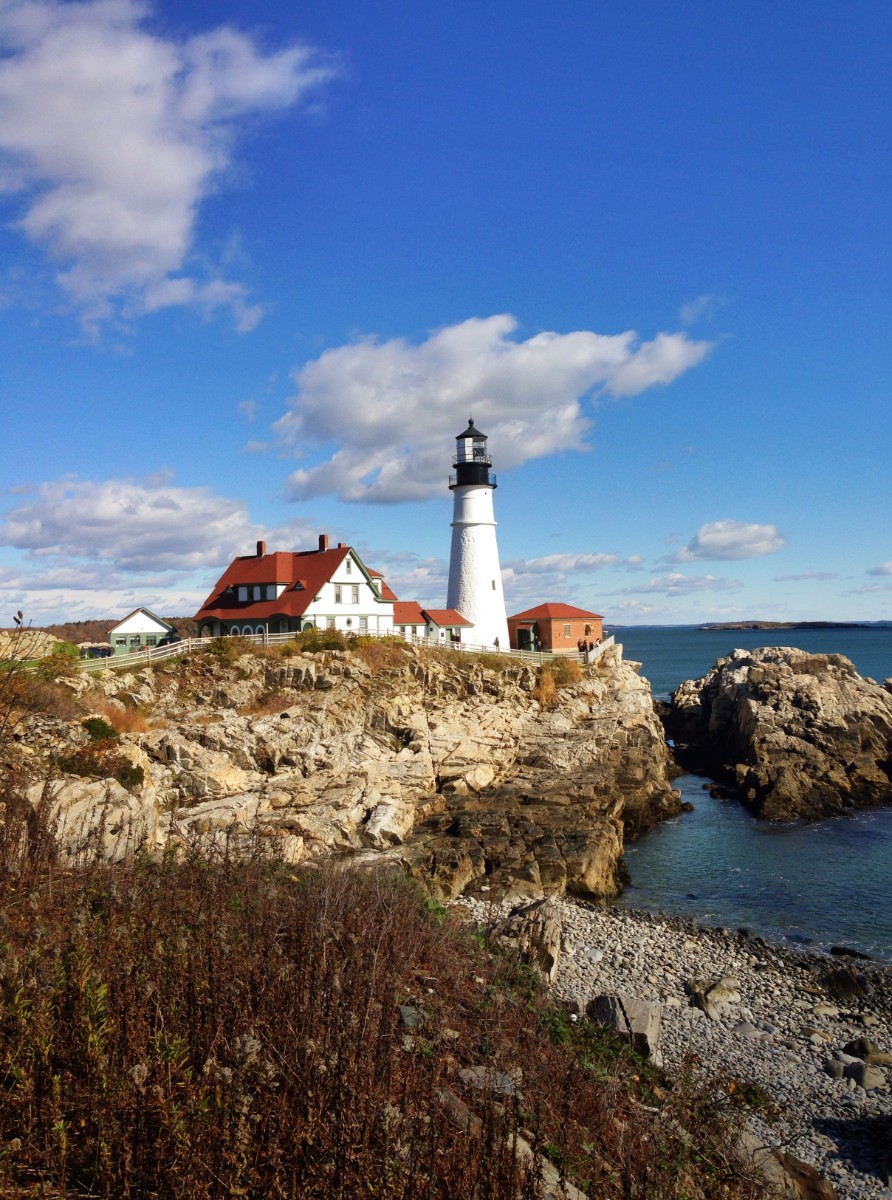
108 608 175 656
507 603 604 655
393 601 428 641
422 608 472 646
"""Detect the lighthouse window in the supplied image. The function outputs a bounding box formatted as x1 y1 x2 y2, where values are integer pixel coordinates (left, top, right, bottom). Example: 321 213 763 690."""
492 580 496 590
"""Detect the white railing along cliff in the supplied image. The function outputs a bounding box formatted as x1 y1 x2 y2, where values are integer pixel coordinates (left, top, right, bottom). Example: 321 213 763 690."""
68 631 615 673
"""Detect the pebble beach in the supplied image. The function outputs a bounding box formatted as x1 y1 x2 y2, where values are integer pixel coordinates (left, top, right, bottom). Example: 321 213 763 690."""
459 897 892 1199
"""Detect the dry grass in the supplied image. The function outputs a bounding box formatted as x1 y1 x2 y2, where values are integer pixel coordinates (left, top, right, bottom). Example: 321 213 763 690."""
236 690 293 717
91 699 151 733
351 636 410 673
532 658 582 708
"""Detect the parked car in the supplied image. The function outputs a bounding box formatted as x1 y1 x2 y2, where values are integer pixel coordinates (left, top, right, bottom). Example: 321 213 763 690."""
157 632 182 648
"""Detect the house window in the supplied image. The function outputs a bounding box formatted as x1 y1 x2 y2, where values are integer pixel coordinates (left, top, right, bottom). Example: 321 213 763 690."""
563 625 571 638
267 585 277 600
492 580 496 590
345 558 352 574
334 585 342 604
253 586 262 601
585 625 591 636
359 616 368 631
346 618 352 627
326 617 336 630
399 626 406 635
145 636 157 646
238 586 248 602
115 637 125 646
351 585 359 604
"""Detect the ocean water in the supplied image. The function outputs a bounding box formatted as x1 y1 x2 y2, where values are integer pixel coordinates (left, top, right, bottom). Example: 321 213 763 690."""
606 625 892 962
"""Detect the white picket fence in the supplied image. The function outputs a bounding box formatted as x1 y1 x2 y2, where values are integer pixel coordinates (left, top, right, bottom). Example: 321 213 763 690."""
76 631 615 673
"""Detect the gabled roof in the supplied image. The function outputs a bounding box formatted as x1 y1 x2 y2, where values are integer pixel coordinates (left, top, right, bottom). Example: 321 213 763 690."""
109 608 174 636
195 544 393 623
508 603 604 621
422 608 472 627
393 600 426 626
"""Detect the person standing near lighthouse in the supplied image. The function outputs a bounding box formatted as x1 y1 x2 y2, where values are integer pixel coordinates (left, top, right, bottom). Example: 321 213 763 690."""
446 419 510 649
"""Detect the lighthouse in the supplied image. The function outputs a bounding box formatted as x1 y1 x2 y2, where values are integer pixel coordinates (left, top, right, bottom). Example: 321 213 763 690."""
446 419 510 648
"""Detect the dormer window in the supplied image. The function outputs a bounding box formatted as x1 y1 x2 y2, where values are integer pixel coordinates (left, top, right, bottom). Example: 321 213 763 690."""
238 586 248 602
253 586 262 601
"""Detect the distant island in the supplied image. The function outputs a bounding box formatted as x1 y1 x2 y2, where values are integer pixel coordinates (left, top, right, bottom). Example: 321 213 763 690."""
699 620 877 631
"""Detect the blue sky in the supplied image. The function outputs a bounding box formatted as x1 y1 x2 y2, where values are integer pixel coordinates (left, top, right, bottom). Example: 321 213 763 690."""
1 0 890 626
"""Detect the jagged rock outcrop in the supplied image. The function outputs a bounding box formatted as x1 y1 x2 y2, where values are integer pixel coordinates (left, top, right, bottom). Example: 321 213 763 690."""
663 646 892 820
10 641 679 900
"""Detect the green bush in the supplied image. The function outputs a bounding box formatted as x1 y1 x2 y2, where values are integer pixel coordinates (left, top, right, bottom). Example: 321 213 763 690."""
292 626 347 652
82 716 119 742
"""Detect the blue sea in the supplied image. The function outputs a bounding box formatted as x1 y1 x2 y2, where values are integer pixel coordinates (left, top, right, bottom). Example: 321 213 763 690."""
606 625 892 962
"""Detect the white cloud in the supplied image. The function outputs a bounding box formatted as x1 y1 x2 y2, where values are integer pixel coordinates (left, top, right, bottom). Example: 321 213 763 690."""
0 475 318 574
867 561 892 577
672 520 786 562
275 315 711 503
624 573 742 597
774 572 841 582
0 0 334 328
505 552 620 575
678 293 726 326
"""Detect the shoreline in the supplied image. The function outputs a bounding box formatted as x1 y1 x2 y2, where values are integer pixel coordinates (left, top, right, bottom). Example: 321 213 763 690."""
458 897 892 1199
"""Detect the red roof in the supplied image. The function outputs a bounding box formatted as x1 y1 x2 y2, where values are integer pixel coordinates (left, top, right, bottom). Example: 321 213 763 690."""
393 600 426 625
195 544 393 623
508 603 604 621
422 608 471 627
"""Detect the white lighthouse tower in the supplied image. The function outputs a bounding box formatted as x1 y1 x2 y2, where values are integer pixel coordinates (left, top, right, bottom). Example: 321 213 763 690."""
446 419 510 649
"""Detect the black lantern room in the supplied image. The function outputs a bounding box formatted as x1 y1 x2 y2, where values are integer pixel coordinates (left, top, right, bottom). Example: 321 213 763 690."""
449 418 496 489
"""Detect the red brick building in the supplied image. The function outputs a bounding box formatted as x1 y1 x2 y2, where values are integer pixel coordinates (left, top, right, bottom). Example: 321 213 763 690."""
507 603 604 655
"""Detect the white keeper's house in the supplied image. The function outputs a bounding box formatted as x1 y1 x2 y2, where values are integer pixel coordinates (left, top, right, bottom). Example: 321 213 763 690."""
194 535 397 639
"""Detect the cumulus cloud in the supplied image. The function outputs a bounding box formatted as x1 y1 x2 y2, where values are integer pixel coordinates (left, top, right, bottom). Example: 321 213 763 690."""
671 520 786 562
622 573 742 597
867 561 892 576
0 0 334 327
0 475 318 574
275 314 710 503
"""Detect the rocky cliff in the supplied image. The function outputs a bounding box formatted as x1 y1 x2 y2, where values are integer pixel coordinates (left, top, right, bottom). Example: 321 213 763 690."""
11 640 679 900
662 646 892 820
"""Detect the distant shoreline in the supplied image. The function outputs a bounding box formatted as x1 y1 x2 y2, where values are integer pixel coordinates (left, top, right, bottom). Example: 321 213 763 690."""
697 620 876 631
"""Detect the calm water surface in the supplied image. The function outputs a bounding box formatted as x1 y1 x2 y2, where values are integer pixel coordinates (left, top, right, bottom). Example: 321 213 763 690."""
604 626 892 962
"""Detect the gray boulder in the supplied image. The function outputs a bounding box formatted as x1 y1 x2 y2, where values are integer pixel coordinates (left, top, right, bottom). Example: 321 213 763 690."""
587 993 662 1064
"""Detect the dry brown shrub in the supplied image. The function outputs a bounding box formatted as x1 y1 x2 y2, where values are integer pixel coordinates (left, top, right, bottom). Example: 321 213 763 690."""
549 657 582 686
237 690 292 716
351 636 409 673
92 699 151 733
532 669 559 709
